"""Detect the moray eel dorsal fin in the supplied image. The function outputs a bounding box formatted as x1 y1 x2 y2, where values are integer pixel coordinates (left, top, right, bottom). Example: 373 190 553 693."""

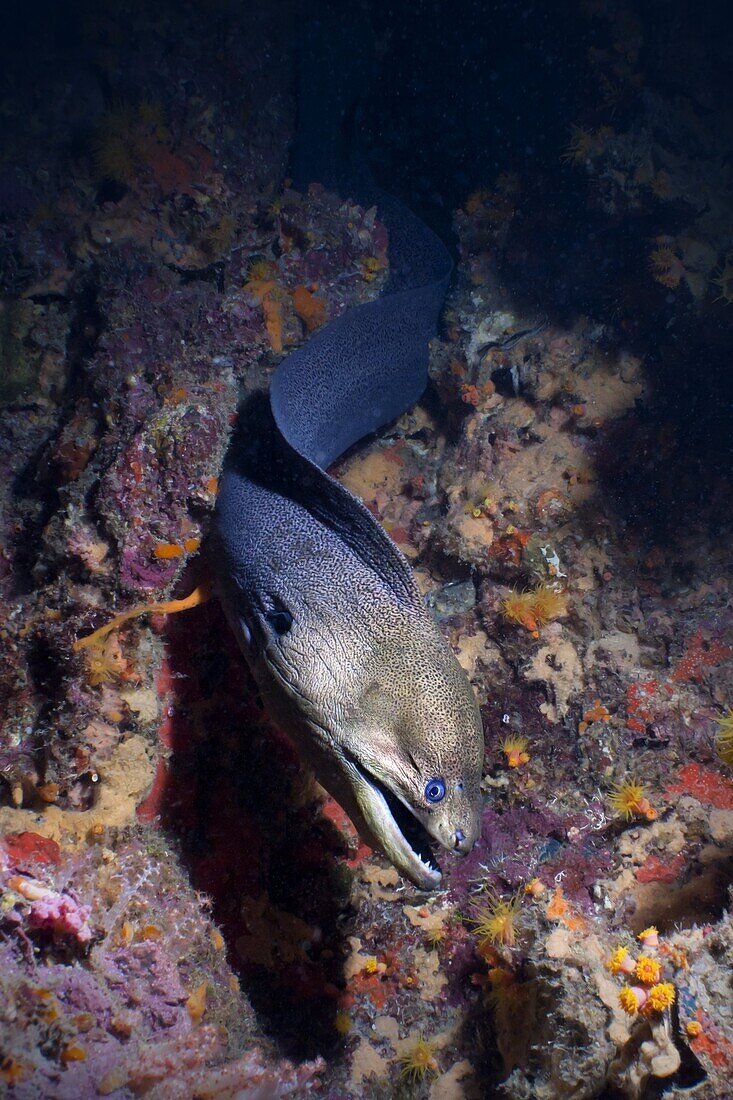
275 442 422 607
213 26 485 891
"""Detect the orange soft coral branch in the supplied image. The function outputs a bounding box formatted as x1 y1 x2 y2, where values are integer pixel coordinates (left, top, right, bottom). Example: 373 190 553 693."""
292 284 326 332
73 580 212 653
262 296 284 353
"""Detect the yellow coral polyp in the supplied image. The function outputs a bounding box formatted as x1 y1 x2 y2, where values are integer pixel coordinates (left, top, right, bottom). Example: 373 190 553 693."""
642 982 676 1014
712 255 733 304
501 590 538 633
397 1038 439 1082
501 584 567 634
649 246 684 289
619 986 645 1015
634 955 661 984
83 632 129 686
425 926 447 947
470 889 523 948
531 584 567 624
246 258 276 283
562 126 596 164
714 710 733 768
637 926 659 946
608 779 655 821
205 214 238 258
500 736 529 768
94 134 136 185
606 946 631 975
93 101 156 184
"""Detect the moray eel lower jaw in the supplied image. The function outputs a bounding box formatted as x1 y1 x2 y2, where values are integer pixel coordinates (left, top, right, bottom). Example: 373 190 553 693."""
335 709 483 891
348 760 444 890
260 714 452 891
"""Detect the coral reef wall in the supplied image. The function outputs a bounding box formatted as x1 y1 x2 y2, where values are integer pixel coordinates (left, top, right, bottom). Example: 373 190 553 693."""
1 1 732 1098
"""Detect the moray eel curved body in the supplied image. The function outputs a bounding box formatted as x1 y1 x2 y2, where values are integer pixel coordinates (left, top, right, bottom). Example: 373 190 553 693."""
213 186 485 889
214 15 484 886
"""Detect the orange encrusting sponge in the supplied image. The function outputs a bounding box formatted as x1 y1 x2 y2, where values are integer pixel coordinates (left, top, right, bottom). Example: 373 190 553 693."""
72 581 212 653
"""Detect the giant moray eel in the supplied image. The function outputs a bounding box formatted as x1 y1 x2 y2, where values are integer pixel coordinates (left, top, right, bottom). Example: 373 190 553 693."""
213 185 485 890
214 17 484 888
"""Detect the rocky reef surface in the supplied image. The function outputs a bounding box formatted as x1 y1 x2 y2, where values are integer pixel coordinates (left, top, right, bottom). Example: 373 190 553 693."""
1 1 732 1098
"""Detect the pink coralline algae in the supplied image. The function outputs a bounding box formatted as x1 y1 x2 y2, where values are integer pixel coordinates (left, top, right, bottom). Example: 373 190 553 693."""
26 891 93 946
4 874 92 947
0 834 299 1095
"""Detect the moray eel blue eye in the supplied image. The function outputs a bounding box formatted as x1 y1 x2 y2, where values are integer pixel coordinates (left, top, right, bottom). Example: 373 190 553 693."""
425 778 446 803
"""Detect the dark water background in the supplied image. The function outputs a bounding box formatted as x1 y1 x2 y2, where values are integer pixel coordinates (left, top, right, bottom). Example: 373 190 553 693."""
4 0 732 514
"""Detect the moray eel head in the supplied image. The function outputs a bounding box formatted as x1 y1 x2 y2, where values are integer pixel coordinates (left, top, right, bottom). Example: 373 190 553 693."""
339 621 484 890
262 609 485 891
228 580 485 891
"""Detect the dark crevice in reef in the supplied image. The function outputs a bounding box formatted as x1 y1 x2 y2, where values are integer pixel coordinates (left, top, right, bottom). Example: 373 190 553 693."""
462 167 733 538
665 1003 708 1093
630 852 733 935
10 273 103 594
354 0 733 538
94 177 128 205
151 599 356 1063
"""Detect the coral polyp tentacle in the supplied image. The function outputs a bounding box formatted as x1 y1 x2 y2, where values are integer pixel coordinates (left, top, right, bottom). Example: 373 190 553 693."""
469 888 523 948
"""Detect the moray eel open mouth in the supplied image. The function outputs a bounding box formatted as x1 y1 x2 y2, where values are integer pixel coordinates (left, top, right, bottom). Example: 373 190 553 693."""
353 762 442 888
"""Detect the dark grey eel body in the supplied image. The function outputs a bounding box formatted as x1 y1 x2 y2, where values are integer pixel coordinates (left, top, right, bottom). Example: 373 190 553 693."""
212 24 485 891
